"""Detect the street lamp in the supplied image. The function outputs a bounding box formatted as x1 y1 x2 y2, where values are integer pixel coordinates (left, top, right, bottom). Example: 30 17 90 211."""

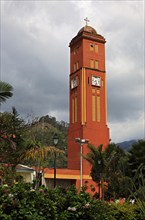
75 138 89 188
53 133 59 188
98 159 101 199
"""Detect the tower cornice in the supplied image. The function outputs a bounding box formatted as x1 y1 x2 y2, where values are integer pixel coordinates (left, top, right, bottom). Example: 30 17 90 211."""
69 28 106 47
70 67 106 76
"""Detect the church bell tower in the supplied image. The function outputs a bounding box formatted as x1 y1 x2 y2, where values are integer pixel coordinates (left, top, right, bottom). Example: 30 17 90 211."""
68 20 110 177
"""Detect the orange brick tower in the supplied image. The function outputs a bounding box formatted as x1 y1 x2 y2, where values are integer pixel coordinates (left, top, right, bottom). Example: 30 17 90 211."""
68 19 110 185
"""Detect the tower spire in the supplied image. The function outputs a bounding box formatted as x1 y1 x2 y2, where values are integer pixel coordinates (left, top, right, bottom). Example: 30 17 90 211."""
84 17 90 26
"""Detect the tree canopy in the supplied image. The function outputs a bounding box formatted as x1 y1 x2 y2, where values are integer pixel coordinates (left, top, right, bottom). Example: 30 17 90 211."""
84 141 145 201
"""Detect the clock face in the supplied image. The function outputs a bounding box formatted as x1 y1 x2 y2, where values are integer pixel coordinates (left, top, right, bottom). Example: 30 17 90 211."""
71 77 77 89
92 76 101 87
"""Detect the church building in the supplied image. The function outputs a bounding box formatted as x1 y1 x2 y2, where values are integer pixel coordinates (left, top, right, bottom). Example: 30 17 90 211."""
44 19 110 194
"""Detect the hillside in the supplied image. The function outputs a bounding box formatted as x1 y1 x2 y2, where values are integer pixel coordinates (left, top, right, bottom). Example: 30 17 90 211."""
23 115 69 168
32 115 139 153
117 140 137 151
38 115 138 152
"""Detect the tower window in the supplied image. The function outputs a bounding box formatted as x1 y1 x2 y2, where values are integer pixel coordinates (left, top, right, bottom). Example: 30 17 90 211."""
74 62 79 72
72 98 75 123
97 96 101 122
74 63 76 72
90 43 94 51
88 77 90 84
75 96 77 122
92 95 96 121
76 47 79 54
95 44 98 53
72 96 77 123
90 59 94 68
76 61 79 70
73 46 79 55
95 60 99 69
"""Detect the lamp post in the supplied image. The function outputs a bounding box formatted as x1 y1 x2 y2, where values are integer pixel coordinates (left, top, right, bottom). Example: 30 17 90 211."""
53 133 59 188
75 138 89 188
98 159 101 199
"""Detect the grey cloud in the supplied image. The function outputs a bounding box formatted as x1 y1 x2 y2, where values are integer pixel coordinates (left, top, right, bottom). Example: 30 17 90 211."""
1 1 144 142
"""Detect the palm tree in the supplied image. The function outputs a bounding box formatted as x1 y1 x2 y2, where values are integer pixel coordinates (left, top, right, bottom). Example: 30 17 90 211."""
84 143 124 200
0 81 13 103
24 145 65 166
84 144 104 182
84 144 117 180
23 144 65 189
84 144 106 198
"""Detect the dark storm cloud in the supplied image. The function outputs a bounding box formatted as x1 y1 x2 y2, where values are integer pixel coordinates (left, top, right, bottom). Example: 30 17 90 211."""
1 0 74 121
1 1 144 142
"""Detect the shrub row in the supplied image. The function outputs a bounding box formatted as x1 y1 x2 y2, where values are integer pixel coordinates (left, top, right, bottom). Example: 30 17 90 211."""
0 182 144 220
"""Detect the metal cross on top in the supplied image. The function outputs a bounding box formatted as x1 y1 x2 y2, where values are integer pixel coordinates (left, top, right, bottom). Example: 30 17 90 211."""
84 17 90 26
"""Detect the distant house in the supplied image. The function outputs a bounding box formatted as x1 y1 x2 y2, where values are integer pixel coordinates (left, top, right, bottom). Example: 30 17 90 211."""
16 164 36 183
0 164 36 185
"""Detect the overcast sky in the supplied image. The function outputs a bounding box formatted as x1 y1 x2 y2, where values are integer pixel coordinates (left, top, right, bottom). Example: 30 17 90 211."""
1 0 144 143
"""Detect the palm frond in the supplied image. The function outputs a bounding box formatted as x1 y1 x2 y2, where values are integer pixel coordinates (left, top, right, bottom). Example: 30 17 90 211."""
84 144 103 166
23 145 65 162
0 81 13 103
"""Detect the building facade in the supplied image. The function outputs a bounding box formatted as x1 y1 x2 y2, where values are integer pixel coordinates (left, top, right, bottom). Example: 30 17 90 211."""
68 24 110 176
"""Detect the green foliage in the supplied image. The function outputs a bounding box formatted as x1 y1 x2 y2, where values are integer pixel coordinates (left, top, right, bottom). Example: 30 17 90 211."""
24 115 68 168
0 110 68 185
84 144 104 183
0 81 13 103
84 143 130 200
84 140 145 204
128 140 145 177
0 165 17 186
0 182 56 220
0 108 29 166
109 202 145 220
0 108 34 185
129 164 145 216
0 182 144 220
39 115 68 150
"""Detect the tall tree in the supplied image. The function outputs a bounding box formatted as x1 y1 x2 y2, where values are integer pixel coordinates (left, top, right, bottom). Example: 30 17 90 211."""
0 108 27 164
104 144 131 199
128 139 145 177
84 144 110 199
127 140 145 200
84 144 119 182
84 143 130 200
0 108 29 185
0 81 13 103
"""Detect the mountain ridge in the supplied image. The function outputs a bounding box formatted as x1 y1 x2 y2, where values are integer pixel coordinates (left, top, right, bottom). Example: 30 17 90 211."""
117 139 138 151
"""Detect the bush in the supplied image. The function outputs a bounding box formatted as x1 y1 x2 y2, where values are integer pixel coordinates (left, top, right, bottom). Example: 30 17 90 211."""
0 182 56 220
109 202 145 220
0 182 144 220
